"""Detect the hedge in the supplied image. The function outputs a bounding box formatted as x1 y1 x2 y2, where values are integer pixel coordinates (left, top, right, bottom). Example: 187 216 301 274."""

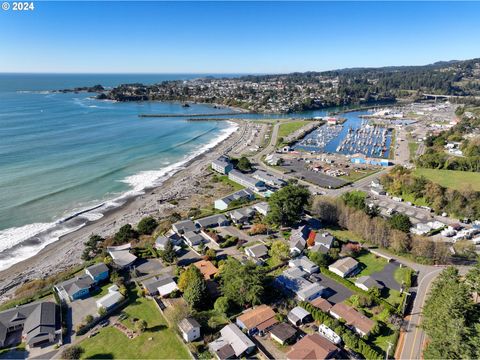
300 302 383 360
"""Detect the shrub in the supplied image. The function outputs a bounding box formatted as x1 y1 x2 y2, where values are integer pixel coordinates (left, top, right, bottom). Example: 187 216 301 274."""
61 346 84 360
137 216 158 235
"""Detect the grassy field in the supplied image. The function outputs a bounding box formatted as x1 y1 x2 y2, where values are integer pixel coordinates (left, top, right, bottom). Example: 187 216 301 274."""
79 297 189 359
213 174 245 192
324 228 366 244
408 141 419 160
278 120 309 139
355 252 388 277
340 169 379 182
414 168 480 191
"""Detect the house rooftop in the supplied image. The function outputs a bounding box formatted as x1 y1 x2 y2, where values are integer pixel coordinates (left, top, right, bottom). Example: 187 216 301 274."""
193 260 219 280
246 243 269 259
330 303 375 335
310 298 333 313
237 305 277 331
107 243 137 268
329 257 359 274
287 333 339 360
178 317 200 333
270 322 297 342
85 263 109 278
195 214 228 228
355 275 383 289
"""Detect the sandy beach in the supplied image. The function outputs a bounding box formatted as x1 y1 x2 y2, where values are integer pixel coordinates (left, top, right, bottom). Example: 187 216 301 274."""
0 119 249 303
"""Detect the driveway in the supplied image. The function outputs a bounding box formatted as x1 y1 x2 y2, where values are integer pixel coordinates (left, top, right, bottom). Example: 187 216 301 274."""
132 258 164 281
370 261 402 291
70 296 99 327
316 274 354 304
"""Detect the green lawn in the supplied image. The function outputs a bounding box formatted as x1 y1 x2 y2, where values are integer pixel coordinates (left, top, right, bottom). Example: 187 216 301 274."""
324 228 365 244
278 120 310 139
393 266 412 287
414 168 480 191
92 282 113 299
355 252 388 277
215 174 245 192
79 297 189 359
408 142 419 160
340 169 380 182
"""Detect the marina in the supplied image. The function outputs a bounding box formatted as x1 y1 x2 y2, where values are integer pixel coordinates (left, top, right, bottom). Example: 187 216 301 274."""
336 121 392 158
292 112 393 159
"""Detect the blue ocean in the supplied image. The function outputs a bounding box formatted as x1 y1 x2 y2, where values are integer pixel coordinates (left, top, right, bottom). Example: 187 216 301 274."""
0 74 240 270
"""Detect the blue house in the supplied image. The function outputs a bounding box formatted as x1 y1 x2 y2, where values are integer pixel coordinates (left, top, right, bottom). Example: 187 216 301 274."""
55 275 94 301
85 263 110 283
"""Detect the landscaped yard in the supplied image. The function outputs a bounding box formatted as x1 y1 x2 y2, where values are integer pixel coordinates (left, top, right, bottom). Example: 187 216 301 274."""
414 168 480 191
278 120 309 139
79 297 189 359
355 252 388 277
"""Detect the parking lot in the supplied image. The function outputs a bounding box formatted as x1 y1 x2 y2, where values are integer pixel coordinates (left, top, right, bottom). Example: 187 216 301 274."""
281 159 347 189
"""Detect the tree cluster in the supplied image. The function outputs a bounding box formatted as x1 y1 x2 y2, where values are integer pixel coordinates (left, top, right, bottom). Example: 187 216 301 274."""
381 165 480 220
312 196 450 264
422 266 480 359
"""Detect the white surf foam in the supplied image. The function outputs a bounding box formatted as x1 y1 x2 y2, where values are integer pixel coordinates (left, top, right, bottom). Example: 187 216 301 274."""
121 122 238 192
0 222 56 253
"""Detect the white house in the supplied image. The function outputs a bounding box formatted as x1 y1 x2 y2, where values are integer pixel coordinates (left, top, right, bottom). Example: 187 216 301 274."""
228 170 266 192
178 317 201 343
156 276 179 297
107 243 137 269
96 285 124 311
328 257 359 278
253 202 269 216
212 156 233 175
214 188 255 210
354 276 383 292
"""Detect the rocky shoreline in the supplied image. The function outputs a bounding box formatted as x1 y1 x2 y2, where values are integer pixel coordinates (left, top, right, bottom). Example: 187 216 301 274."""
0 120 246 304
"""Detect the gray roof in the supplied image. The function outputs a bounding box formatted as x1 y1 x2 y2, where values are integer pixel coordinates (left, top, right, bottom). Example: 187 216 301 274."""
107 243 137 268
212 156 231 169
218 188 254 206
56 274 94 297
219 324 255 357
252 170 286 187
172 219 196 233
288 306 311 323
270 322 297 342
229 170 265 189
19 302 56 346
143 275 176 294
297 283 326 301
178 317 201 333
195 214 229 228
245 243 269 259
228 207 255 221
329 257 359 275
289 256 319 274
314 233 334 249
355 276 383 289
183 231 205 245
85 263 109 278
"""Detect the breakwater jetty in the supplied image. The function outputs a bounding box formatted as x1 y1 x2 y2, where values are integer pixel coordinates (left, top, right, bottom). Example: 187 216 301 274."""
139 112 248 118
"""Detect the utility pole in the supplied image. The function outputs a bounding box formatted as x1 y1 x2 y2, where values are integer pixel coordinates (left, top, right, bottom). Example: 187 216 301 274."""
385 341 394 360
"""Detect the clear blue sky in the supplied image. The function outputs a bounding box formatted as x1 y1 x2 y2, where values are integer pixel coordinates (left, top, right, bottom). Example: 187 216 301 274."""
1 1 479 73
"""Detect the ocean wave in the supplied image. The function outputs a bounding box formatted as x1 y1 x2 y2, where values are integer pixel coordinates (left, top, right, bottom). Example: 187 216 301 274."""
0 121 238 270
0 223 86 271
121 122 238 191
